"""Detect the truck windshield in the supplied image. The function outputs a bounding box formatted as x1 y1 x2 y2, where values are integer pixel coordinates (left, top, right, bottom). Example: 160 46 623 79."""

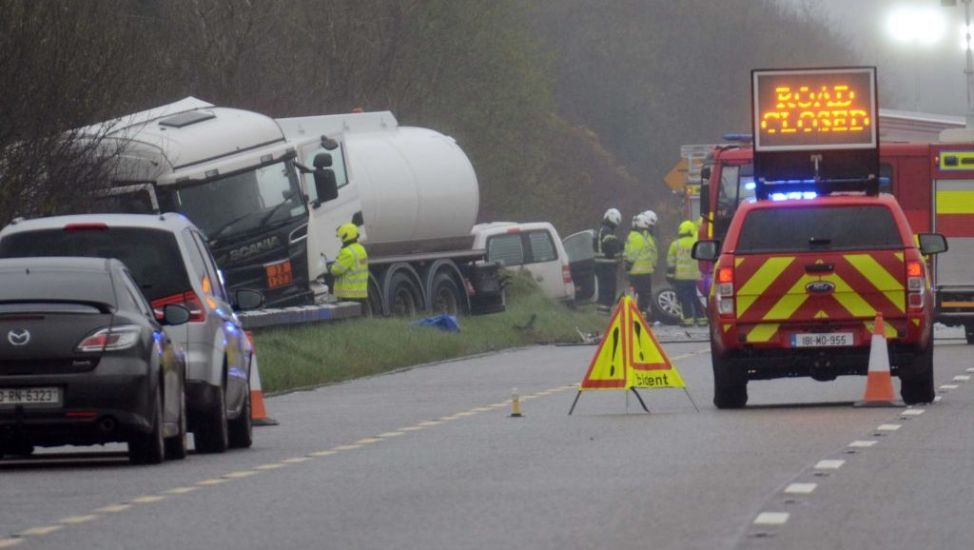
736 205 903 253
160 160 307 242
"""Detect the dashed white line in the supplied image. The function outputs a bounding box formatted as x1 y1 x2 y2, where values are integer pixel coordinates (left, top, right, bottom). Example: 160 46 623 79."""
130 495 166 503
901 409 925 416
849 440 877 448
966 368 974 373
940 384 960 390
19 526 62 536
417 420 442 427
59 515 98 525
454 411 477 417
309 450 337 457
754 512 790 525
784 483 817 494
354 437 382 445
399 426 424 432
281 457 311 464
224 471 258 479
378 431 404 438
196 479 228 487
952 375 971 382
94 504 131 513
0 538 22 548
164 487 198 495
815 460 846 470
332 444 362 451
935 395 944 403
877 424 901 431
254 463 286 470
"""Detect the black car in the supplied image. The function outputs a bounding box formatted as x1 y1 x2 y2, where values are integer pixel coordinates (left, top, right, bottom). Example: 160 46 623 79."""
0 257 190 464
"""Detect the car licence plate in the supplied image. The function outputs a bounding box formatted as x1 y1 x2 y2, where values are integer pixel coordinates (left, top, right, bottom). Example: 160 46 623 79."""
0 387 62 407
790 332 854 348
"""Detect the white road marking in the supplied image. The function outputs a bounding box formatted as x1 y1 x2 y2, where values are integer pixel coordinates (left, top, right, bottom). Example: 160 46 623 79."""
753 512 790 525
196 479 228 486
309 450 337 457
935 396 944 403
953 375 971 382
0 538 22 548
877 424 901 431
418 420 442 427
332 444 362 451
354 437 382 445
130 495 166 503
378 431 404 438
254 463 286 470
94 504 131 513
399 426 424 432
19 526 62 536
784 483 817 494
815 460 846 470
59 515 98 525
849 440 877 448
940 384 960 390
224 471 258 479
966 368 974 373
164 487 198 495
454 411 477 417
471 407 492 412
281 457 311 464
901 409 925 416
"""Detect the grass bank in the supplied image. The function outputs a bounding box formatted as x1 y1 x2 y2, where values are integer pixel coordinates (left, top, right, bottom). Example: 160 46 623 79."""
252 273 606 394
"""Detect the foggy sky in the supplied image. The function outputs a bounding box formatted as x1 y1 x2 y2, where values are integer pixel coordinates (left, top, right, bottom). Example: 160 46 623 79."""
779 0 972 117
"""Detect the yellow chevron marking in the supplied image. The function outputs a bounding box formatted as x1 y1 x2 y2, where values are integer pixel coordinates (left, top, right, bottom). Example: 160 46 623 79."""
735 257 746 267
747 323 779 343
894 252 904 262
882 291 906 312
844 255 905 311
828 273 877 318
814 310 829 319
912 318 920 327
737 256 795 316
723 323 732 333
763 275 811 321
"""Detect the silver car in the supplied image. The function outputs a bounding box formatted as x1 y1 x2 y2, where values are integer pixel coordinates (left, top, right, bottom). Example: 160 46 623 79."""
0 213 263 453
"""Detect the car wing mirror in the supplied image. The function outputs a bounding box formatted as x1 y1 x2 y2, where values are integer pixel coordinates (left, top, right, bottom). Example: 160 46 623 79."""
162 304 191 326
692 240 720 262
234 288 265 311
918 233 948 255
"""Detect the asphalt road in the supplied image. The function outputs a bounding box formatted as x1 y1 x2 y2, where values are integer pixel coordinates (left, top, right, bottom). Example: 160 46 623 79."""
2 330 973 550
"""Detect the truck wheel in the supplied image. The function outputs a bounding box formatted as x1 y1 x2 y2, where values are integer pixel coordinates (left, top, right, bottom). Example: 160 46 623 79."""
653 288 683 325
194 384 229 454
227 388 253 449
712 342 747 409
430 273 462 315
387 272 423 317
901 345 935 405
129 386 165 465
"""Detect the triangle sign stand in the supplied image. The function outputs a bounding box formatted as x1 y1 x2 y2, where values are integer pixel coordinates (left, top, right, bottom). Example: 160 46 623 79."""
569 295 697 415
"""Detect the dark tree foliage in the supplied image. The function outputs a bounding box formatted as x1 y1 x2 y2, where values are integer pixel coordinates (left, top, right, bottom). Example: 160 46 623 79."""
0 0 853 240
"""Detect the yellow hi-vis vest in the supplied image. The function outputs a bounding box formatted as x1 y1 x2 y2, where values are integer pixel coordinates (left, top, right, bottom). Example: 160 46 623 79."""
331 242 369 299
623 230 657 275
667 235 699 280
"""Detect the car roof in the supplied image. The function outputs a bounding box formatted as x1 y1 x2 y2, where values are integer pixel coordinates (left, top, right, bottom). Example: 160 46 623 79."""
0 213 198 236
471 221 557 234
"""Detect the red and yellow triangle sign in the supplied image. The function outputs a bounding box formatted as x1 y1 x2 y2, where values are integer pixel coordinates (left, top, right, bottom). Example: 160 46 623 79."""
579 295 685 390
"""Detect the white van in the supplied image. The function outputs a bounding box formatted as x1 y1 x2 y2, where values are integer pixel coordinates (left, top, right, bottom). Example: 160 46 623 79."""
471 222 578 303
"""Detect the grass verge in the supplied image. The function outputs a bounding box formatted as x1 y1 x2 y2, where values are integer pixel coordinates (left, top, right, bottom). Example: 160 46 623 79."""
252 272 606 394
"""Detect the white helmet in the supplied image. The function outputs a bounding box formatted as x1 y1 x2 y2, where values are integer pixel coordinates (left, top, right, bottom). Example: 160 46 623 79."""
641 210 658 227
632 213 650 230
603 208 622 226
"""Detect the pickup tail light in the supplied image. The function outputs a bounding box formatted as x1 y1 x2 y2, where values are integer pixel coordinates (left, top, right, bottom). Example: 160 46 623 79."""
76 325 141 352
716 266 735 316
562 265 573 285
906 260 924 310
151 291 206 322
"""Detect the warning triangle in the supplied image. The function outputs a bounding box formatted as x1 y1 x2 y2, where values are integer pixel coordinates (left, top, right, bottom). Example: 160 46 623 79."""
578 303 628 389
626 300 686 389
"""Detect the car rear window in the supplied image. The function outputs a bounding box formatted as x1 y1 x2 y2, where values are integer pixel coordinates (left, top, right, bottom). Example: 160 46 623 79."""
0 228 190 301
0 269 116 306
736 205 904 253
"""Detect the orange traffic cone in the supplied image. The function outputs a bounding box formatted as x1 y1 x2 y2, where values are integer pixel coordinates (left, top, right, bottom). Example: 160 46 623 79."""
854 313 902 408
245 331 279 426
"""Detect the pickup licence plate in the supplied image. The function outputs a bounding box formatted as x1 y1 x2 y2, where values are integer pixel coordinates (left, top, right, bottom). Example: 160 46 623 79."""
0 387 62 407
790 332 854 348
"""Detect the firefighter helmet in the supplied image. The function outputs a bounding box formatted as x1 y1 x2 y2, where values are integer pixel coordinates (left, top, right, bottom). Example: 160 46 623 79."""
603 208 622 227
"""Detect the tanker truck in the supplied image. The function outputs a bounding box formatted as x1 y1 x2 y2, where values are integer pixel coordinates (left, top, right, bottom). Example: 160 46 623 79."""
85 98 505 316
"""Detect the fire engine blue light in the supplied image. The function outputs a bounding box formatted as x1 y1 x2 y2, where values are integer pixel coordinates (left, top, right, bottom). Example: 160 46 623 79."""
769 191 817 201
744 182 756 191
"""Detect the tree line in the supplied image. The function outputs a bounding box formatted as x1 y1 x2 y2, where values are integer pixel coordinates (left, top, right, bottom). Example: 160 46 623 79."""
0 0 853 240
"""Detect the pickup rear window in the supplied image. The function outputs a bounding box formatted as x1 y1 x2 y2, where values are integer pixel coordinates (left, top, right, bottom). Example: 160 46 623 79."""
736 205 903 253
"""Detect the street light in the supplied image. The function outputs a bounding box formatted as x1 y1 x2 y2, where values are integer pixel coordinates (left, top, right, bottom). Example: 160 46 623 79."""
942 0 974 127
886 6 947 111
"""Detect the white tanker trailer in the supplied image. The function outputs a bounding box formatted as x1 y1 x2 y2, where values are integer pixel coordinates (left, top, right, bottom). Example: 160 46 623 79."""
87 99 504 316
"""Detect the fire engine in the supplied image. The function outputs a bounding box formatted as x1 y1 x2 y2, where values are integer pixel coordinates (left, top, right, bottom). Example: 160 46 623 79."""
692 67 950 408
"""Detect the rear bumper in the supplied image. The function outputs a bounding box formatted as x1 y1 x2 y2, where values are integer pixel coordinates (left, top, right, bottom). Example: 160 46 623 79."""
0 366 154 447
718 344 926 380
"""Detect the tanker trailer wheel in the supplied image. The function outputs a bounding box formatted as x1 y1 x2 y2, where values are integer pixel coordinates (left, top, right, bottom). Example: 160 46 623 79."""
365 274 382 318
430 273 463 316
386 271 424 317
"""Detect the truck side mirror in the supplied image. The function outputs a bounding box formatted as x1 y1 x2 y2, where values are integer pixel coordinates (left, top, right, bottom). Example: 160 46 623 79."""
311 152 338 204
692 240 720 262
918 233 948 255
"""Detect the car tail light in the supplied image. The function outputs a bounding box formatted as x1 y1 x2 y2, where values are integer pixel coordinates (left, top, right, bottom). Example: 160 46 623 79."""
562 265 573 285
151 291 206 322
906 260 924 310
716 266 735 316
63 223 108 232
76 325 141 352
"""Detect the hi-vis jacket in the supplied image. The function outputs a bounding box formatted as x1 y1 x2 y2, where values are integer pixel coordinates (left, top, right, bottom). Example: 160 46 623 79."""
330 242 369 299
623 230 657 275
667 221 699 281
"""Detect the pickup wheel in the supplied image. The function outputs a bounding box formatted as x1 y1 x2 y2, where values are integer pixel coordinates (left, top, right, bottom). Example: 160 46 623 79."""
194 384 229 454
901 345 935 405
712 342 747 409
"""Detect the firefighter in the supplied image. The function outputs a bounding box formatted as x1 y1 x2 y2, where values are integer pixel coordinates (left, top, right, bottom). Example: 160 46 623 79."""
331 222 369 315
594 208 623 312
624 212 658 320
667 219 705 326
